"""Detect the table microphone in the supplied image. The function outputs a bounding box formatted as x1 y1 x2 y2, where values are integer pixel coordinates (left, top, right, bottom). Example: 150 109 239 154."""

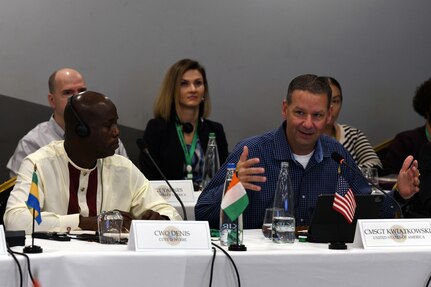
331 152 403 218
137 139 188 220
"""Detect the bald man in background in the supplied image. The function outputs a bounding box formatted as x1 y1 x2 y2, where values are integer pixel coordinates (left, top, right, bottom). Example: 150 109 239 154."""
7 68 128 177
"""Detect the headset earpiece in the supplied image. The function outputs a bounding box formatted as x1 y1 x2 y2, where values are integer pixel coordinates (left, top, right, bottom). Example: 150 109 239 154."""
75 122 90 138
68 94 90 137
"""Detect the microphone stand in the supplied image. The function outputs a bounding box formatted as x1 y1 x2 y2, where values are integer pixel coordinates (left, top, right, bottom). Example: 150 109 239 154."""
329 239 348 250
141 146 188 220
367 180 404 219
328 152 406 250
331 152 404 218
23 208 43 253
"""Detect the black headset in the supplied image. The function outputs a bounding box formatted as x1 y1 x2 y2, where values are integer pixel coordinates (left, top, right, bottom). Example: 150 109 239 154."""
68 94 90 137
175 115 195 134
179 122 194 134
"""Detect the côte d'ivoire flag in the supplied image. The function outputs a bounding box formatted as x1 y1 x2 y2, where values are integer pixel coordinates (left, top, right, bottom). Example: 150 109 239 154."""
221 172 249 221
26 164 42 225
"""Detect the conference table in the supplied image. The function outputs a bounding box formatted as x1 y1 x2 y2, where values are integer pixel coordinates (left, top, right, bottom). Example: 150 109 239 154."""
2 229 431 287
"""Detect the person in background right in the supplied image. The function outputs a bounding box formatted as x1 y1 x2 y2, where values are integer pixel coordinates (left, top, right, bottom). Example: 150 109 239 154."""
382 77 431 174
382 78 431 217
409 142 431 217
322 77 382 169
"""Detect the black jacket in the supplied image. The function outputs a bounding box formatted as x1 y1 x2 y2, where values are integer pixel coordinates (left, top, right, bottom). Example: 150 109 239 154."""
138 117 229 186
403 142 431 218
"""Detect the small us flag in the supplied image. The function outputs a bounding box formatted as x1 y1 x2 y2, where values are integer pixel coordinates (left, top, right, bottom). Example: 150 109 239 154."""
333 174 356 223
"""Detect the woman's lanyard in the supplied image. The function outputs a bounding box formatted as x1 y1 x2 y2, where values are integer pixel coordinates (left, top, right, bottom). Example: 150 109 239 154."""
175 122 198 179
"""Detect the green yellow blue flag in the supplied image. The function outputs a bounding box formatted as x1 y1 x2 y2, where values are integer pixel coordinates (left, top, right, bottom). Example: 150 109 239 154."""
26 165 42 225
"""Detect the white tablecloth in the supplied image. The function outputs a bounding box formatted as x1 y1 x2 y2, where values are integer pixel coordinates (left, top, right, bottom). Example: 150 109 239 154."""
2 229 431 287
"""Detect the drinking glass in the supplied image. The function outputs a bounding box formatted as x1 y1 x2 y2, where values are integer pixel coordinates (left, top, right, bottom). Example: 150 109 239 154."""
360 167 380 193
97 210 123 244
261 207 283 239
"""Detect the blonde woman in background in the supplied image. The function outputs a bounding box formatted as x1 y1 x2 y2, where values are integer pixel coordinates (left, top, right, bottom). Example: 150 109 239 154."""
138 59 228 190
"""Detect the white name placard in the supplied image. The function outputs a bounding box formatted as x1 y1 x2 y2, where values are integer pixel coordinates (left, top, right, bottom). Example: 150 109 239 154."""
128 220 211 251
0 225 7 256
353 219 431 249
150 180 195 203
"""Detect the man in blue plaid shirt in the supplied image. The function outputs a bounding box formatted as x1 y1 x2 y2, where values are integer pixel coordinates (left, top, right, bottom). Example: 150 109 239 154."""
196 74 420 229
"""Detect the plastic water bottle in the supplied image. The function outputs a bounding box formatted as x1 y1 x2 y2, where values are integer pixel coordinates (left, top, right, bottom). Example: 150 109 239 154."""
219 163 243 246
201 133 220 189
272 162 295 244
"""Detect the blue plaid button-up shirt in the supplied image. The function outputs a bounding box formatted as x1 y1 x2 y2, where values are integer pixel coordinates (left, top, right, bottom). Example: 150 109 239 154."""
195 122 397 229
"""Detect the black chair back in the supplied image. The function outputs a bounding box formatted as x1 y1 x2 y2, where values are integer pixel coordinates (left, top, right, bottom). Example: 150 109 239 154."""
0 177 16 225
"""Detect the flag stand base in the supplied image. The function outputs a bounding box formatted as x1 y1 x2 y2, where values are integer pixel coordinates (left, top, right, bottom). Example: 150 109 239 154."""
328 242 347 250
228 244 247 251
23 245 43 253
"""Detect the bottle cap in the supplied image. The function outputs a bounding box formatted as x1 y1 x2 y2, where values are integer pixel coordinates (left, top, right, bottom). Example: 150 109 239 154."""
209 132 216 138
227 163 236 169
281 162 289 168
298 235 307 243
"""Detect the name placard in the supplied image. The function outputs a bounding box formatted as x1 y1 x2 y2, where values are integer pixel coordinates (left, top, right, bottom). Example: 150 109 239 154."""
0 225 7 256
150 180 195 203
128 220 211 251
353 219 431 249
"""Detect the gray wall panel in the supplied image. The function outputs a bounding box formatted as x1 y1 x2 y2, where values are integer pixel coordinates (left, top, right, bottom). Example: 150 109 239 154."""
1 0 430 173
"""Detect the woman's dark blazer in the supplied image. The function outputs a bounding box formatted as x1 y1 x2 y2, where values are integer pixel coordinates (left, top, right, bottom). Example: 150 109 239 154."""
138 117 229 183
